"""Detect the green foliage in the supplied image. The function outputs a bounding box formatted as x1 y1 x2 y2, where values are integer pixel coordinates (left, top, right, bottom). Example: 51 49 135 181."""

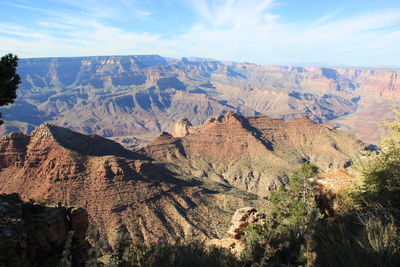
355 109 400 203
243 151 400 266
106 232 145 267
141 241 241 267
86 227 107 266
243 163 320 266
314 109 400 266
314 204 400 267
0 53 20 124
100 240 241 267
271 163 319 232
363 215 400 264
58 231 74 267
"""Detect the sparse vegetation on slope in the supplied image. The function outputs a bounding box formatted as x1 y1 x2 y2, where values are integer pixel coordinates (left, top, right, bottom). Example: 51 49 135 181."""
314 109 400 266
243 163 320 266
353 109 400 204
98 240 242 267
239 110 400 266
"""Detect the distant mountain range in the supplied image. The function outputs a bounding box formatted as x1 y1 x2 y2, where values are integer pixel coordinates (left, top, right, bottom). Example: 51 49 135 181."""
1 55 399 145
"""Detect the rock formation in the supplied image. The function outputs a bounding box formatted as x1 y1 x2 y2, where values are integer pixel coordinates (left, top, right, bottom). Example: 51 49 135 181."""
172 118 194 137
208 206 265 256
140 112 366 196
226 207 265 239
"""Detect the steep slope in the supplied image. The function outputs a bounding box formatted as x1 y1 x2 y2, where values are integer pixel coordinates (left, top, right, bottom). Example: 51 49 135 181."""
0 124 262 248
0 55 399 145
140 112 366 196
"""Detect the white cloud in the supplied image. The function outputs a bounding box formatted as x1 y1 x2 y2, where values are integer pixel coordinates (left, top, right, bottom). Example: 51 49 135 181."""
313 11 340 25
190 0 275 28
0 0 399 66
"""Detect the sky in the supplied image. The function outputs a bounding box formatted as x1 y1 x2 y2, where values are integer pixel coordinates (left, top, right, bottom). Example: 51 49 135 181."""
0 0 399 67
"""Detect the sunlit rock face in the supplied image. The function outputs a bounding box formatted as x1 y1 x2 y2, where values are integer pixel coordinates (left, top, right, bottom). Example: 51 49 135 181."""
140 112 366 197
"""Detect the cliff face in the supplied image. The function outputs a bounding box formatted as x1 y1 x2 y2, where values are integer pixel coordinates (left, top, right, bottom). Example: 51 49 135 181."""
140 113 366 197
335 68 400 97
0 55 398 145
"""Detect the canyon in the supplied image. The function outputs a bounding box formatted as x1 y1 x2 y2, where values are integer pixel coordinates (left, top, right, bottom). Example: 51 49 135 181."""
0 55 397 264
0 113 366 249
0 55 399 146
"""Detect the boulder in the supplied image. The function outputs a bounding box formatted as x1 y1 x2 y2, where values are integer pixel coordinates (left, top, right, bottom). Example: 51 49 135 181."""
172 118 193 137
227 207 265 239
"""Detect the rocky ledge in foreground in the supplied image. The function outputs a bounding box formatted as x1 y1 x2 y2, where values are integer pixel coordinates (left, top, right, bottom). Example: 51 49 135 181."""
0 193 88 266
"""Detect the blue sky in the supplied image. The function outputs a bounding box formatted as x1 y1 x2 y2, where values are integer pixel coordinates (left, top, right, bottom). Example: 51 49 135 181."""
0 0 399 66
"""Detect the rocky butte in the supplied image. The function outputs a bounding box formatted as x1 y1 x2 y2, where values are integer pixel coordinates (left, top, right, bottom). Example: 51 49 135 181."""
140 112 366 196
0 112 367 249
0 55 399 146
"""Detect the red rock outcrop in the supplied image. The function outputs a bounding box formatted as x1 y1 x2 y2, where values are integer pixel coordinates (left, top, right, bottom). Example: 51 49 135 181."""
0 132 29 168
140 113 366 197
